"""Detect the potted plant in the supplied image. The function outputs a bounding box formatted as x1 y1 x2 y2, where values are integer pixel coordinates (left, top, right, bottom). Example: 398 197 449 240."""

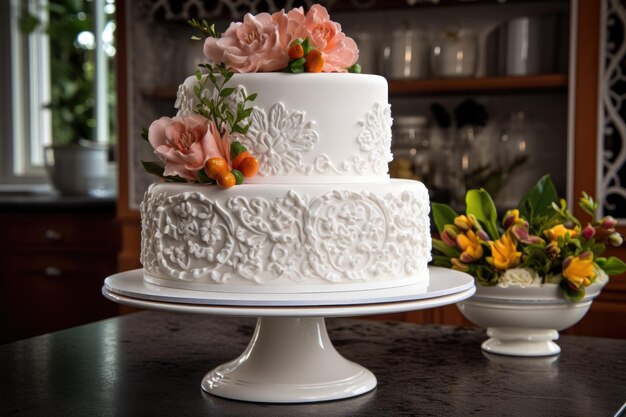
431 175 626 356
21 0 112 195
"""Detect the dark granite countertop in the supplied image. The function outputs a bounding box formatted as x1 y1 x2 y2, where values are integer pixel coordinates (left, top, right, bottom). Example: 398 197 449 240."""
2 311 625 416
0 191 115 211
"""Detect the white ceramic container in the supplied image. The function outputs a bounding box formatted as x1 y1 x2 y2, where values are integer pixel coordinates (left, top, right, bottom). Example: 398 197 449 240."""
457 280 606 356
44 141 112 196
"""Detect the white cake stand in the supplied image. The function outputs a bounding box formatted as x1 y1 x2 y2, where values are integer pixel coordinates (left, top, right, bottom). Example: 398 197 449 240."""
103 267 474 403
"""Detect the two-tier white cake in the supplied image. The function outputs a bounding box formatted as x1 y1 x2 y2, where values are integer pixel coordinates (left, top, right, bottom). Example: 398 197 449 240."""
140 8 431 294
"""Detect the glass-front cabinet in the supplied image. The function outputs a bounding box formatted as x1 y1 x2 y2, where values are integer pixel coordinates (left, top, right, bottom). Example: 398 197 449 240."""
115 0 626 338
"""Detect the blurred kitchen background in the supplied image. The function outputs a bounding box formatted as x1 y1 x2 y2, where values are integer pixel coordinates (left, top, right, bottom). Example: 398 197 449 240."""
1 0 626 343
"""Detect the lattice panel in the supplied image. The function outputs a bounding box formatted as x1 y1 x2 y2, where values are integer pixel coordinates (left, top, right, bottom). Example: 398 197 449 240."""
143 0 338 20
600 0 626 222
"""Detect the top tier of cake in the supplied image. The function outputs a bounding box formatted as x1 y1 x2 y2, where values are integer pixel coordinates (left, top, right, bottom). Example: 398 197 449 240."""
175 73 392 183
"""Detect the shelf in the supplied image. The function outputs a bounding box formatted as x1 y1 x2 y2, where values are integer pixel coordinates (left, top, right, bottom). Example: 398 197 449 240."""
388 74 569 96
141 86 179 100
141 74 569 100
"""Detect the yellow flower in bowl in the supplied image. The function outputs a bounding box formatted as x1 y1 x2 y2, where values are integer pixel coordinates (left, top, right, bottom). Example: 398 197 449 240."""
486 234 521 271
430 177 626 354
456 230 483 263
431 175 626 300
562 252 596 289
544 224 577 242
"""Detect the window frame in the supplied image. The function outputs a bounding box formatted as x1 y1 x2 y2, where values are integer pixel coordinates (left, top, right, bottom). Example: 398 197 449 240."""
1 0 114 187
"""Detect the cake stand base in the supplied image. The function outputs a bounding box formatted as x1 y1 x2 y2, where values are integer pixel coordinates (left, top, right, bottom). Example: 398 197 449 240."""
103 267 475 403
481 327 561 356
202 316 375 403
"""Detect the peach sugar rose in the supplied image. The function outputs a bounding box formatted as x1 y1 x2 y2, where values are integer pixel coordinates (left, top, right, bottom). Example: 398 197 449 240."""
148 115 229 181
203 5 358 73
203 11 298 73
300 4 359 72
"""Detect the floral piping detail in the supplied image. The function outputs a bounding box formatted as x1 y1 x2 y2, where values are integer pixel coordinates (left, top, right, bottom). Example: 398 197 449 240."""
232 100 319 176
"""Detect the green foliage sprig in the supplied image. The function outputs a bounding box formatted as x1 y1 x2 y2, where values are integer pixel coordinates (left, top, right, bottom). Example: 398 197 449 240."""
140 19 258 186
188 18 220 39
187 20 257 135
193 64 256 136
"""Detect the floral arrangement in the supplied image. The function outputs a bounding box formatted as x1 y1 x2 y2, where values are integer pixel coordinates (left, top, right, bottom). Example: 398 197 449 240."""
141 5 360 188
140 71 260 189
431 176 626 300
196 4 360 74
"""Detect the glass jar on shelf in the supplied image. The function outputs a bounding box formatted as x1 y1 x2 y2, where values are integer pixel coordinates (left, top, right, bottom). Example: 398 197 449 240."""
351 31 379 74
449 125 482 206
431 28 478 78
387 25 429 79
496 111 532 207
390 116 431 184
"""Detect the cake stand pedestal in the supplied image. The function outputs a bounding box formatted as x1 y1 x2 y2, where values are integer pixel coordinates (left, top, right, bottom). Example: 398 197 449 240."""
202 316 374 402
103 267 474 403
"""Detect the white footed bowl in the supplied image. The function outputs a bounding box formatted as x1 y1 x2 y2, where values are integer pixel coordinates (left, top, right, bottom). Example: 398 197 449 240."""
457 280 606 356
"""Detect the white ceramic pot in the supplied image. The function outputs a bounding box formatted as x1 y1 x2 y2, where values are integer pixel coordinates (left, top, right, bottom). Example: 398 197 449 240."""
44 141 113 196
457 280 606 356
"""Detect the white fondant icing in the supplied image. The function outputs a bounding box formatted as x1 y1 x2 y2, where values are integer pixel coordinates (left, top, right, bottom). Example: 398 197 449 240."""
143 72 431 295
236 101 320 176
140 180 431 292
175 73 392 180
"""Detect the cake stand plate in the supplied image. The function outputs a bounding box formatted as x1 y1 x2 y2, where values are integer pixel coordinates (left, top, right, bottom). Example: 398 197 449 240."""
102 268 474 403
103 267 473 308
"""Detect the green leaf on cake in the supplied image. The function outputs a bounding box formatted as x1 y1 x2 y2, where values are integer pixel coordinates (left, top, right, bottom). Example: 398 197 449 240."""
348 63 361 73
141 161 164 177
232 124 247 134
141 161 187 183
220 87 235 98
240 107 253 118
288 57 306 73
230 142 248 159
196 169 215 184
187 18 220 39
225 110 235 127
301 37 312 55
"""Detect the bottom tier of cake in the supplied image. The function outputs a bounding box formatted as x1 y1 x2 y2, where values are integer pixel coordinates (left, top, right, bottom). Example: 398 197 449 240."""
140 179 431 293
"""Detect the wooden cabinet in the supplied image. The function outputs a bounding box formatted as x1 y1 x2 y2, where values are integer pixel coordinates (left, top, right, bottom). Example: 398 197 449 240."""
115 0 626 338
0 205 120 343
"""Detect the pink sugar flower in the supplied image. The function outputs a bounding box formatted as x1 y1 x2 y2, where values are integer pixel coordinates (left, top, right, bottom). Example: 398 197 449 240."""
203 12 292 73
283 8 308 45
148 115 228 181
302 4 358 72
